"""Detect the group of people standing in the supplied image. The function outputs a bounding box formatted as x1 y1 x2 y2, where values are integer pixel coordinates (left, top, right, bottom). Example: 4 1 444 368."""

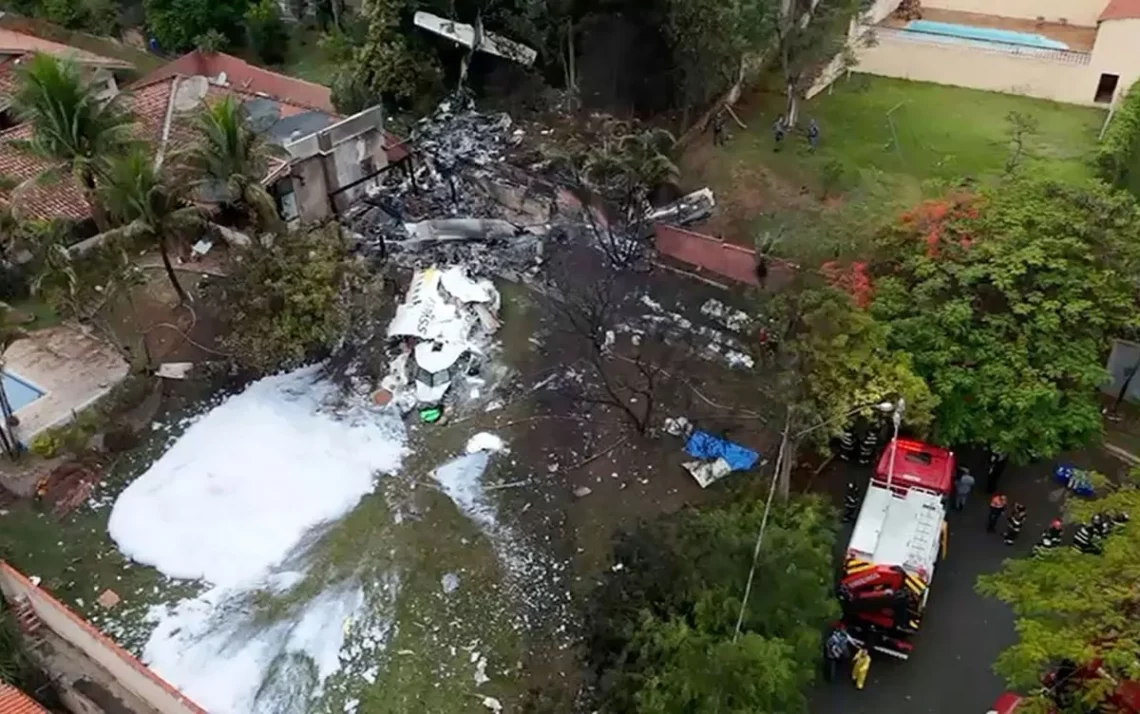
824 626 872 689
708 110 821 151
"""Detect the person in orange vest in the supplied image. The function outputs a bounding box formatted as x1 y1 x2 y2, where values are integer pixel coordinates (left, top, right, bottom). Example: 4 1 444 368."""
987 493 1008 533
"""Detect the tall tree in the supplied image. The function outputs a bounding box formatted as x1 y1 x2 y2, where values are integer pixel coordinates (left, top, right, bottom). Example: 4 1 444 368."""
144 0 251 51
977 477 1140 712
10 53 135 230
96 148 208 302
182 96 286 235
589 495 838 714
329 0 441 113
769 282 935 495
665 0 776 126
872 180 1140 462
219 224 372 374
775 0 869 126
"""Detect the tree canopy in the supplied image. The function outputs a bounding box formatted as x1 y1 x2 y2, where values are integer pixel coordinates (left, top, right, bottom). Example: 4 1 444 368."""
219 225 375 374
144 0 251 51
587 495 838 713
871 180 1140 461
777 284 935 443
11 53 136 229
977 476 1140 712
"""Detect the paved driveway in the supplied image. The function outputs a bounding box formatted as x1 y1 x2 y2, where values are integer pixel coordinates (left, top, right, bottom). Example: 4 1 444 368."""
809 448 1124 714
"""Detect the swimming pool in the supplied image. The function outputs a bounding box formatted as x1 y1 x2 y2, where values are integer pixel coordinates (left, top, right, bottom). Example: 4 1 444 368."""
2 371 44 412
906 20 1070 50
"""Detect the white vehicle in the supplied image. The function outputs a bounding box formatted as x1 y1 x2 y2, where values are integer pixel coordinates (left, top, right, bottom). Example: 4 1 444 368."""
385 266 501 406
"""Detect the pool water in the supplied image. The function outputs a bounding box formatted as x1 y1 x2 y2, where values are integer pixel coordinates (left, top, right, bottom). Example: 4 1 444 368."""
906 20 1070 50
2 371 44 412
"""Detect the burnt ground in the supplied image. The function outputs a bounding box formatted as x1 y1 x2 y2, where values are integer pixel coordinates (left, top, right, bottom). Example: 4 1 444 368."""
809 446 1130 713
444 257 783 703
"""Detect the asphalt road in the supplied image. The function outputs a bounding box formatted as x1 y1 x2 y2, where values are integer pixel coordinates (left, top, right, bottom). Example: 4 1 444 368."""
809 448 1124 714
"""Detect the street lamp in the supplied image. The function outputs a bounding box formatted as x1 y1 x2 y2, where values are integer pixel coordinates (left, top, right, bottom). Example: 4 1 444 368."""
791 399 898 441
884 398 907 490
734 397 903 640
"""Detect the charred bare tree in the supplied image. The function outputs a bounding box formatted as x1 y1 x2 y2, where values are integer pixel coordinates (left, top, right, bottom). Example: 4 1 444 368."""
545 270 689 434
544 122 677 271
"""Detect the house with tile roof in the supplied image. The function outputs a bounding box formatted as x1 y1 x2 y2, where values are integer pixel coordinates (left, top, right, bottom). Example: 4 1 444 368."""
0 27 133 124
810 0 1140 107
0 49 409 229
0 562 207 714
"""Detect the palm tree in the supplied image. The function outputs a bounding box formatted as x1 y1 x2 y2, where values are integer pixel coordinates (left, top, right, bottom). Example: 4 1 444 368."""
183 96 286 235
95 148 207 303
10 53 135 230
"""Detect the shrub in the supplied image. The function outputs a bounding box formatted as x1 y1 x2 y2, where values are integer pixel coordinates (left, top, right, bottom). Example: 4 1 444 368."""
219 224 378 375
1094 84 1140 188
29 430 62 458
819 158 849 197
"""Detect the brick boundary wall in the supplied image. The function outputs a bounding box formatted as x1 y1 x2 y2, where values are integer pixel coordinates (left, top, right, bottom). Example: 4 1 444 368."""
653 223 798 288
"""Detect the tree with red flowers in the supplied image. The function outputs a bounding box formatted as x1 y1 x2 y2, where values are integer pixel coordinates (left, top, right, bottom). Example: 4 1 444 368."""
872 179 1140 461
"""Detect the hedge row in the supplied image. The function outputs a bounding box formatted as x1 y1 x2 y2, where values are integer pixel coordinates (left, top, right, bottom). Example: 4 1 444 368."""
1095 85 1140 188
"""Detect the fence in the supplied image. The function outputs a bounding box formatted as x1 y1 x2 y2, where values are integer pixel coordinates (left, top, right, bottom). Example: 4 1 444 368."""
871 25 1092 64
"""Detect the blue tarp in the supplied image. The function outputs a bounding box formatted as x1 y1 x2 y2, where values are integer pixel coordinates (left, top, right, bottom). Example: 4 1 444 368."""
684 430 760 471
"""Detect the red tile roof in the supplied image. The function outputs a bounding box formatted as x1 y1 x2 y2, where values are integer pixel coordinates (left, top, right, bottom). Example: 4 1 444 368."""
135 50 334 112
135 50 411 162
0 683 49 714
1100 0 1140 21
0 27 131 68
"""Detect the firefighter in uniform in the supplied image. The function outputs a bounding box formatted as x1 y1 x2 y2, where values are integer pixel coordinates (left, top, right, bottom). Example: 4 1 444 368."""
1003 503 1026 546
838 428 856 461
1033 519 1064 558
1071 521 1102 554
843 482 859 523
1092 512 1110 540
851 646 871 690
857 429 879 466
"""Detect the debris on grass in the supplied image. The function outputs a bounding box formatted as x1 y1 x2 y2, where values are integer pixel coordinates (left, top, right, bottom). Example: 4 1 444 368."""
466 432 506 454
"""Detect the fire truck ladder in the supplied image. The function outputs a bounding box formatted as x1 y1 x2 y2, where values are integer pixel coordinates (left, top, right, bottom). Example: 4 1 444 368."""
906 499 942 571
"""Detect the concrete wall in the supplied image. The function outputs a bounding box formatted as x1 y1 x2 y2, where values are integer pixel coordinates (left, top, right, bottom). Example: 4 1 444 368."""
1104 339 1140 402
0 564 206 714
849 26 1099 104
1087 19 1140 103
922 0 1103 26
284 105 390 222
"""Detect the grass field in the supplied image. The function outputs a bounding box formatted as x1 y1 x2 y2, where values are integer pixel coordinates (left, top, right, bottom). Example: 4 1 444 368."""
683 75 1107 252
283 26 339 87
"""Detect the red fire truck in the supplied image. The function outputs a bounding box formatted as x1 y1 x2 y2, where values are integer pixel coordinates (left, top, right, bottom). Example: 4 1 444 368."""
838 438 955 659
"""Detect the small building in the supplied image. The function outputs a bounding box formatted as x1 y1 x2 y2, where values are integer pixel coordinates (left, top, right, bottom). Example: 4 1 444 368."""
0 49 409 229
812 0 1140 106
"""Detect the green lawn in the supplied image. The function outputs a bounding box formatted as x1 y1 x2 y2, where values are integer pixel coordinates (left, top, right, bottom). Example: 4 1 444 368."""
282 26 339 87
685 75 1107 252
